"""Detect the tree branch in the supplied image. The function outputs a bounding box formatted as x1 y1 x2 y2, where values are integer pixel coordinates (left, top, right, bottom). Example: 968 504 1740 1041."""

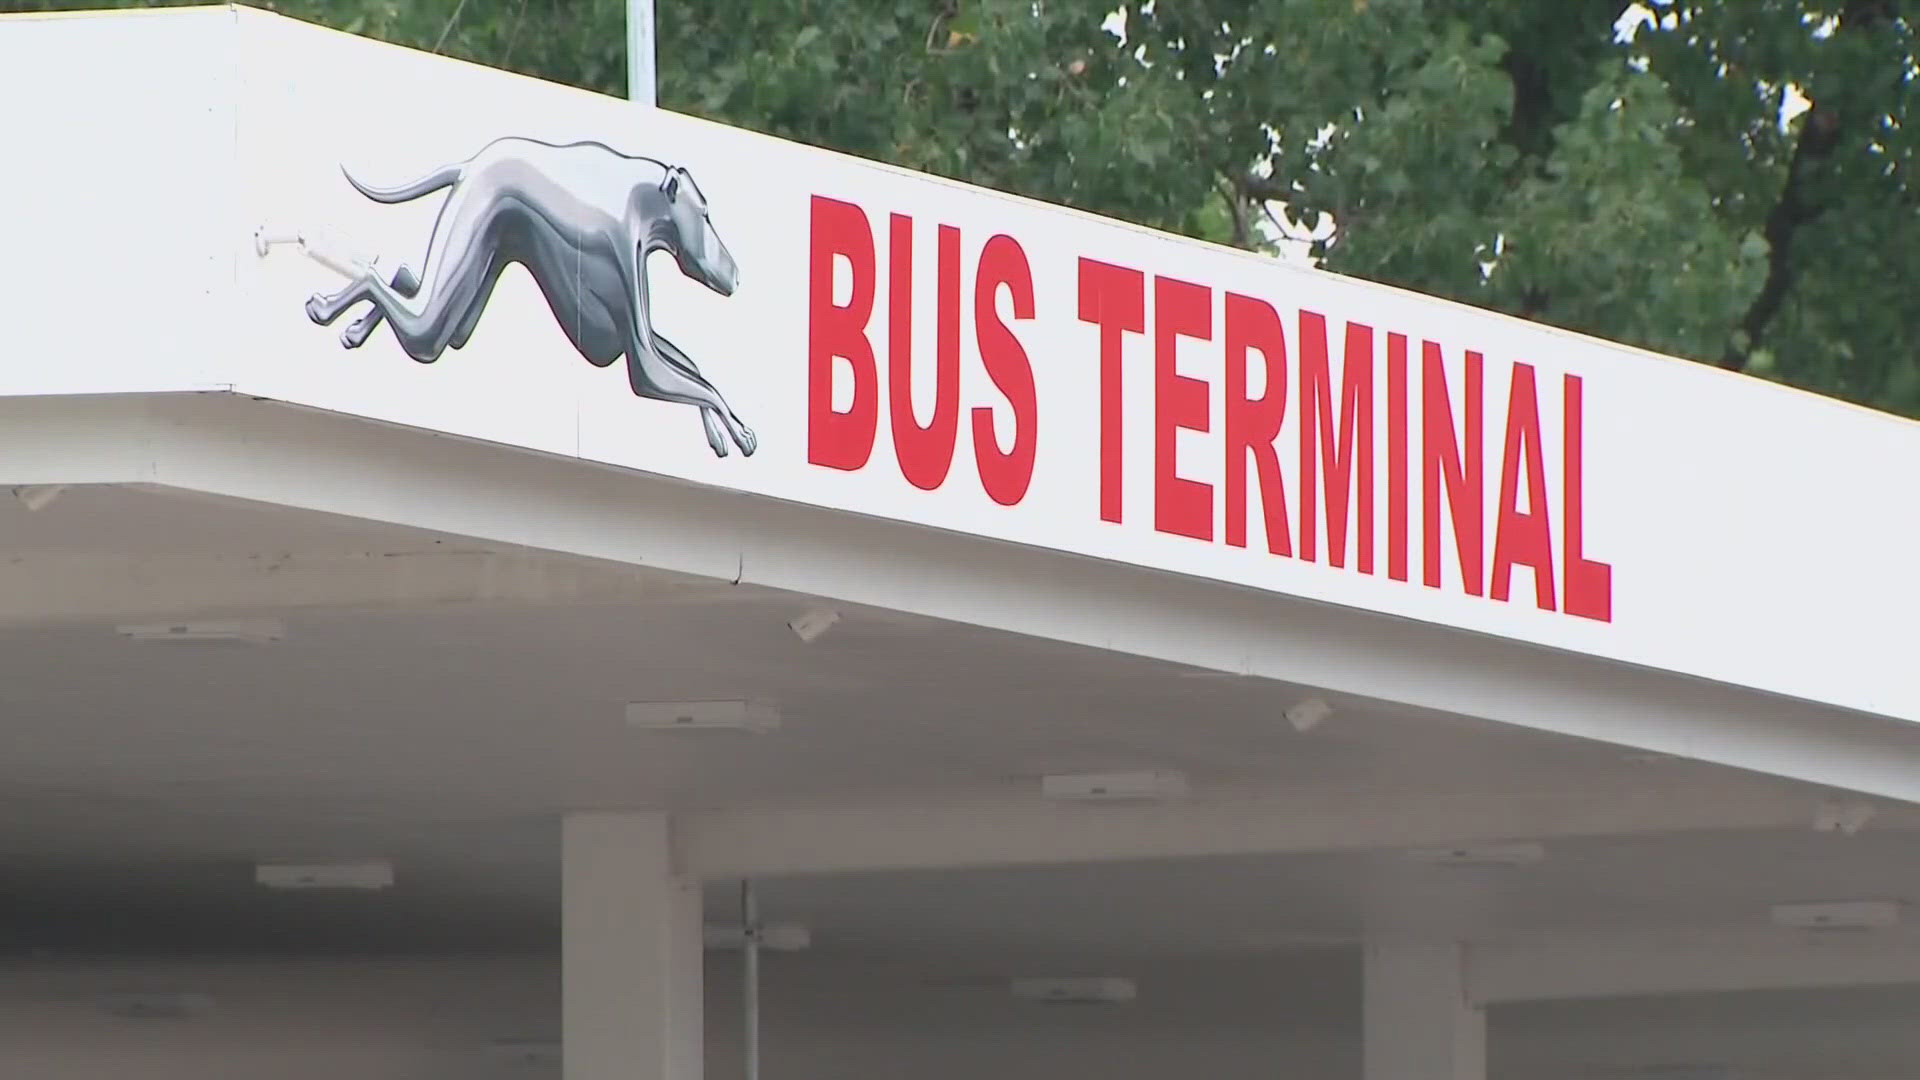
501 0 530 68
431 0 472 55
1721 0 1893 370
1498 2 1641 165
1722 110 1841 369
1219 176 1252 249
1241 174 1291 203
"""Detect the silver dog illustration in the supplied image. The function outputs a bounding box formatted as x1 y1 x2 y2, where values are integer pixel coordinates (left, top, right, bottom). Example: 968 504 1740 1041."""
304 136 755 457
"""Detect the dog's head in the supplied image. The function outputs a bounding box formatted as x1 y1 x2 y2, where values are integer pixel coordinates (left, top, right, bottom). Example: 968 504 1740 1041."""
656 165 738 297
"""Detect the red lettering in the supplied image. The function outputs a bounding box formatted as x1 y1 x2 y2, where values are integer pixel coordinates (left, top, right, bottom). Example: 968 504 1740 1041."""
1154 276 1213 541
1223 293 1291 556
886 216 962 490
1299 314 1374 572
973 235 1038 506
1562 374 1613 622
1422 343 1484 595
1078 259 1146 523
1387 333 1410 582
1490 362 1555 610
807 196 879 471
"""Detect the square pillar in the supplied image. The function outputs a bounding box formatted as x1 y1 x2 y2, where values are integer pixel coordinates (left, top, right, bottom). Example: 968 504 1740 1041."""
1363 942 1485 1080
564 812 704 1080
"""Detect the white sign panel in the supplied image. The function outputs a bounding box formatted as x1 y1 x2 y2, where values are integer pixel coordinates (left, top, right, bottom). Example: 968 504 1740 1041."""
2 9 1914 723
0 8 236 396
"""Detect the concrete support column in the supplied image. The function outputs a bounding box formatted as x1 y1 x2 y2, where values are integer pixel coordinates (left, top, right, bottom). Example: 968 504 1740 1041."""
1363 942 1486 1080
564 812 704 1080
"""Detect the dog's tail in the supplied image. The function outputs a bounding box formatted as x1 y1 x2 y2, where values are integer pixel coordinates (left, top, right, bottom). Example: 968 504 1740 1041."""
341 163 462 204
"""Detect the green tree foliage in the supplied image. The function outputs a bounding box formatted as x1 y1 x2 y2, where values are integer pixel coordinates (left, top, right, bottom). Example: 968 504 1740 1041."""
1119 0 1920 409
7 0 1917 412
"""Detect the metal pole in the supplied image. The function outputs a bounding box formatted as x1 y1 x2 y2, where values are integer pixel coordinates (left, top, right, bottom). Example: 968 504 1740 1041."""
741 880 761 1080
627 0 657 107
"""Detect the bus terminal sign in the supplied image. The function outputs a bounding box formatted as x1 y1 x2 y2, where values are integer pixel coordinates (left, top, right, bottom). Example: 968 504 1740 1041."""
15 7 1910 720
803 196 1613 623
234 9 1662 690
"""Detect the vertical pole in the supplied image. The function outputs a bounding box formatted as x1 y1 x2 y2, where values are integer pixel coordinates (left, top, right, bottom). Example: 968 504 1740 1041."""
628 0 658 108
563 813 703 1080
1363 941 1486 1080
742 880 761 1080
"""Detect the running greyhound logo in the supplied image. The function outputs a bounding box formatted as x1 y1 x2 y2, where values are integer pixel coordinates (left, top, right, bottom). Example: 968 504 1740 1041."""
303 137 755 458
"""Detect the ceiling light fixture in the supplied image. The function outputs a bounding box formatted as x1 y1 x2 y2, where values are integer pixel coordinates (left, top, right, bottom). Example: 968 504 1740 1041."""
1010 977 1138 1004
484 1038 561 1067
1406 841 1545 868
786 607 840 643
625 699 780 733
1769 899 1902 931
1284 697 1334 733
1813 798 1876 837
1041 770 1190 803
97 991 216 1020
1615 1067 1732 1080
254 860 395 891
703 923 811 952
1235 929 1356 950
11 484 66 512
117 619 286 645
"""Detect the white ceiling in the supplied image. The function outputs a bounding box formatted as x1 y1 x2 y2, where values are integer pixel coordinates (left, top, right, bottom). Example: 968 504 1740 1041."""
0 484 1908 967
0 483 1917 1079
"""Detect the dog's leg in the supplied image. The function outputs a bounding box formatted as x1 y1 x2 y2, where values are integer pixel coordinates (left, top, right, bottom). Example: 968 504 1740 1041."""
701 408 729 459
306 279 371 326
347 216 503 363
340 265 420 349
316 177 505 361
307 265 418 331
624 269 756 457
375 272 478 363
624 344 755 457
653 332 733 457
445 253 510 352
333 263 471 364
